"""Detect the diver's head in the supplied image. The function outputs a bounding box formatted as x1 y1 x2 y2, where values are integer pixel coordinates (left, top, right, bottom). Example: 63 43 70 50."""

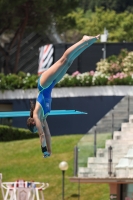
27 100 37 133
27 117 37 133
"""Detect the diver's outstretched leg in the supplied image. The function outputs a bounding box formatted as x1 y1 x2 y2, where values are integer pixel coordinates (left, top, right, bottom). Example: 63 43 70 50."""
54 35 100 83
40 35 100 88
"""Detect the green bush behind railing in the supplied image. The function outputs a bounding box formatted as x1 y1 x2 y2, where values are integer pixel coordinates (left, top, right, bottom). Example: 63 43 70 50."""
0 125 38 141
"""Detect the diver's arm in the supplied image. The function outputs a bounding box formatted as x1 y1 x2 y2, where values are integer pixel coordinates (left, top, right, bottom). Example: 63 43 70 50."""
42 119 51 154
33 114 46 147
33 114 43 133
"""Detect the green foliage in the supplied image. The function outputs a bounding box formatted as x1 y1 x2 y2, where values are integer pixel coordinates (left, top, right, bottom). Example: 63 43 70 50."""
107 49 128 63
65 7 133 42
92 73 108 86
91 0 118 12
0 125 38 141
0 0 80 34
0 72 38 91
96 49 133 74
108 75 133 85
0 0 81 73
84 0 133 13
57 73 93 87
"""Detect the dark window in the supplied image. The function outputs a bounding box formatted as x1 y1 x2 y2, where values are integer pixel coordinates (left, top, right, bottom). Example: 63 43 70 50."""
0 104 13 126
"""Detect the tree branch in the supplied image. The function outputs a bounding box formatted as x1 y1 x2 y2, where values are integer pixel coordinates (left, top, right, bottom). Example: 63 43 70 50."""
13 2 29 73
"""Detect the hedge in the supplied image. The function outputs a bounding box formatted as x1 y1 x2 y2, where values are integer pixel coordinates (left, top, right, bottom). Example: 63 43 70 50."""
0 125 38 141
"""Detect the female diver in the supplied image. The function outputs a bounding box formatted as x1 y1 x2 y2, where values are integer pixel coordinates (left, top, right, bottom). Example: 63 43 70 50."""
27 34 100 158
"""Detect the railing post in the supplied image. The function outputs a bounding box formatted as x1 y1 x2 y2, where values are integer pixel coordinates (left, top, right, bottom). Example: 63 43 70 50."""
74 146 78 176
112 109 114 139
94 126 97 157
128 95 130 117
108 146 113 177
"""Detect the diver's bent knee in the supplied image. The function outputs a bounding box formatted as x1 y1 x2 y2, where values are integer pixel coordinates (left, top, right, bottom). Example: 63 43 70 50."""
60 56 72 66
60 55 67 64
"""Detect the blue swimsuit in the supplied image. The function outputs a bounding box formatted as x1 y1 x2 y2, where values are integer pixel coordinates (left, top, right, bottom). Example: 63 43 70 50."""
37 76 55 117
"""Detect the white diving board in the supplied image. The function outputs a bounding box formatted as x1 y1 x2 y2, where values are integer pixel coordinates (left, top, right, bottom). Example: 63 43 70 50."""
0 110 87 118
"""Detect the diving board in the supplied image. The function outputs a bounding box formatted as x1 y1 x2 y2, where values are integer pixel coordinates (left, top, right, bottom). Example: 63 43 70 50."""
0 110 87 118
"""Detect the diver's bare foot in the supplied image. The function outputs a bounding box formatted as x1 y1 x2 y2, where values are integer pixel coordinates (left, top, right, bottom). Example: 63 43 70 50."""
83 34 100 41
95 34 100 39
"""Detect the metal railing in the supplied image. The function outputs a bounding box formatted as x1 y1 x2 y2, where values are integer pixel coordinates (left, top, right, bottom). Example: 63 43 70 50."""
74 95 133 177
